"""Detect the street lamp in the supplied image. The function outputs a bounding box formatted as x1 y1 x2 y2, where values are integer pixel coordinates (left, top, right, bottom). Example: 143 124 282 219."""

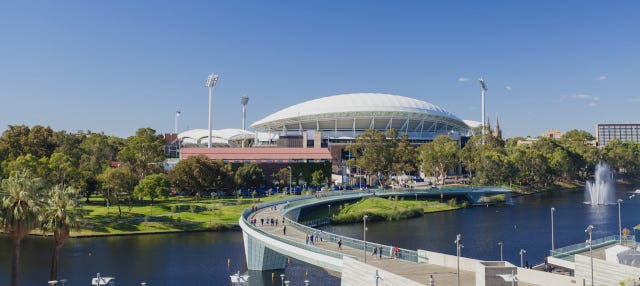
280 274 285 286
328 204 331 218
498 241 503 261
617 199 623 243
206 73 219 148
304 280 310 286
454 234 462 286
59 279 67 286
287 166 292 195
284 281 290 286
519 248 526 268
585 225 594 286
363 215 368 263
551 207 556 251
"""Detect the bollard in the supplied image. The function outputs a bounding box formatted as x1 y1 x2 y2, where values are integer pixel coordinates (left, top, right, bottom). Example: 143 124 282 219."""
227 258 230 269
306 271 309 279
272 272 275 281
288 258 291 264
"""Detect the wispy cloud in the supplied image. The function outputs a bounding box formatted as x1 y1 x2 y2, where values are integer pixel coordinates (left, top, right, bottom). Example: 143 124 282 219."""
561 93 599 106
457 77 469 82
571 94 592 99
597 75 608 80
505 85 512 91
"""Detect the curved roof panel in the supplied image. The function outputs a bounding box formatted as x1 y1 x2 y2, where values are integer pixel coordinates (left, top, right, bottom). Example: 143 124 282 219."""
252 93 464 128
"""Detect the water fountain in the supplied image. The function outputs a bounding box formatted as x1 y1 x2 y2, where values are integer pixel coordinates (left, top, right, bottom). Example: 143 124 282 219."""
585 162 615 205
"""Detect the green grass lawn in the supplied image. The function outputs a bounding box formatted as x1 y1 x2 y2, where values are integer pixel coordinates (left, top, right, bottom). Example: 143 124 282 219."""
74 195 283 236
332 197 460 223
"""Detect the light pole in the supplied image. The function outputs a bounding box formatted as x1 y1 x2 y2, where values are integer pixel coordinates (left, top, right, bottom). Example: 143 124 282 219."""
328 204 331 218
211 192 216 224
287 166 292 195
454 234 462 286
241 96 249 148
498 241 503 261
551 207 556 251
519 248 526 268
206 73 219 148
280 274 285 286
585 225 594 286
479 77 488 145
617 199 623 243
174 110 181 134
363 215 368 263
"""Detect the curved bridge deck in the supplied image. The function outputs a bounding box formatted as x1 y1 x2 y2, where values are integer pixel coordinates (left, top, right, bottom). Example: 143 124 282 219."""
248 202 477 285
240 192 558 286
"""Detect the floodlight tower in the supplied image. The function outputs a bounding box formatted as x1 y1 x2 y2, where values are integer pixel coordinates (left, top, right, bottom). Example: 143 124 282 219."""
206 73 219 148
174 110 181 134
241 96 249 148
479 77 488 144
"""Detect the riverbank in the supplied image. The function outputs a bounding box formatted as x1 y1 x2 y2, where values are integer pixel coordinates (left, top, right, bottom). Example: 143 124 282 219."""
20 195 283 238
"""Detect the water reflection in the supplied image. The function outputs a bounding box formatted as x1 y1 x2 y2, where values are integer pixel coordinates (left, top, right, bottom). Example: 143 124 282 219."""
1 184 638 285
323 184 640 266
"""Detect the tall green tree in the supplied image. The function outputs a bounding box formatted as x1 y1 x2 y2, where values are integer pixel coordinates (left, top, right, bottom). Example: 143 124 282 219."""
0 172 44 286
418 135 459 185
234 163 265 190
169 156 232 197
311 169 326 187
134 173 170 203
47 152 78 189
393 133 418 176
117 128 165 180
98 167 137 217
346 129 394 186
41 185 84 281
602 139 639 174
78 133 123 202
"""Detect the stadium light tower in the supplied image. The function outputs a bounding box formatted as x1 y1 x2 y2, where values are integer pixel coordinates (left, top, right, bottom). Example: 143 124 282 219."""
174 110 181 134
241 96 249 148
206 73 219 148
479 77 487 144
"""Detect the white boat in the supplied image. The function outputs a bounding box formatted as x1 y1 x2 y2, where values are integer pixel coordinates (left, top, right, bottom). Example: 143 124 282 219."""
91 273 115 286
230 271 249 285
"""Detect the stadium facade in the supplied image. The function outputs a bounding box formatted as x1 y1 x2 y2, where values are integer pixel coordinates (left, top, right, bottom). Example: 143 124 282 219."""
174 93 474 185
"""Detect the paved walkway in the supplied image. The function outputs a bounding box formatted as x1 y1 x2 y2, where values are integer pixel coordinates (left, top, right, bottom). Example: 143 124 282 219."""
248 203 501 286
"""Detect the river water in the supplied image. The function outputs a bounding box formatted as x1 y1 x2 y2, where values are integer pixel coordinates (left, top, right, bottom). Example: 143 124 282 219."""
1 184 639 285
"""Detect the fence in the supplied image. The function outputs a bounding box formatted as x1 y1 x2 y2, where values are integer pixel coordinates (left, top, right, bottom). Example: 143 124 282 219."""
241 192 422 264
549 235 637 262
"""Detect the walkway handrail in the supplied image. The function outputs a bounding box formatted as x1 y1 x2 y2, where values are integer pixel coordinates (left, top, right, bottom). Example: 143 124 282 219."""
241 192 422 264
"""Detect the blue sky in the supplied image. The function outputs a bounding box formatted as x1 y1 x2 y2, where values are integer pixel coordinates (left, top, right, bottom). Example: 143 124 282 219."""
1 1 638 138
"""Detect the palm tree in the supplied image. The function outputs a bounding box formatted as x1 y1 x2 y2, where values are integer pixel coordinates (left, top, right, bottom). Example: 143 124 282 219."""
0 171 44 286
42 185 84 280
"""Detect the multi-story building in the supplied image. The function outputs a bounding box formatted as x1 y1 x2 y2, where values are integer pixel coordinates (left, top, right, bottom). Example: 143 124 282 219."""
595 123 640 147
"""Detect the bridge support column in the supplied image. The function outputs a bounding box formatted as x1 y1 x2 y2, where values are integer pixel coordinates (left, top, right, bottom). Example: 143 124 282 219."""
242 230 288 270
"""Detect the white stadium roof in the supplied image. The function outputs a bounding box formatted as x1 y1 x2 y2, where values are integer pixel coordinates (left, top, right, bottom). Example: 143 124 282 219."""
251 93 470 140
178 128 277 147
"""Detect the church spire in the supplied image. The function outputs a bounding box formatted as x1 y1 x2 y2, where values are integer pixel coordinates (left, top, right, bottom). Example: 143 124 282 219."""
493 116 502 139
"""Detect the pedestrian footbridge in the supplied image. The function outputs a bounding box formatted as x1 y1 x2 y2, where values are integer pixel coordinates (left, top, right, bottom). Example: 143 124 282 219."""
239 192 574 286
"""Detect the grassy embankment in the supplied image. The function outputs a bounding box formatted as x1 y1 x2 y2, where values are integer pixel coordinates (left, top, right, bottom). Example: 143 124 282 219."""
331 196 461 223
71 195 283 237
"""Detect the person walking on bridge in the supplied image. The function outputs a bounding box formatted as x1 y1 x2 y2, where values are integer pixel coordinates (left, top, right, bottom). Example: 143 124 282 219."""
429 275 435 286
283 225 286 235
